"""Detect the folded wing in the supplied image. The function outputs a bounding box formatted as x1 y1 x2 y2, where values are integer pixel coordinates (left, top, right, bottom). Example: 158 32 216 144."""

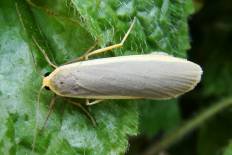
54 54 203 99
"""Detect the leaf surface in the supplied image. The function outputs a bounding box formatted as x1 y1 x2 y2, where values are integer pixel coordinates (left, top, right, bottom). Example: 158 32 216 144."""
0 0 193 154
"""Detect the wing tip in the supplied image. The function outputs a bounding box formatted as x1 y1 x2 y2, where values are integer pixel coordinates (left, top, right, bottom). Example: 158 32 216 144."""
150 64 203 100
177 63 203 97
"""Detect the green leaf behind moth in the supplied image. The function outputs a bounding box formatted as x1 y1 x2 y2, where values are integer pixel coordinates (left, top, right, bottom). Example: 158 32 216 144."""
139 100 181 138
0 0 193 154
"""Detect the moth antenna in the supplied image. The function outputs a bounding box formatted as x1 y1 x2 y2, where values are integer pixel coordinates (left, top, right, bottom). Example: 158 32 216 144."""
40 95 57 133
32 84 45 152
32 36 58 69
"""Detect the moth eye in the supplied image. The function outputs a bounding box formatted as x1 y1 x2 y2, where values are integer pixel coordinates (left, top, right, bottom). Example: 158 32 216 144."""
60 81 64 85
44 72 51 77
45 86 50 91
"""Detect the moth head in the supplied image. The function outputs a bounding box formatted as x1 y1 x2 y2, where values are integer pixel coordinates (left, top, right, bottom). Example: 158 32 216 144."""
43 72 51 90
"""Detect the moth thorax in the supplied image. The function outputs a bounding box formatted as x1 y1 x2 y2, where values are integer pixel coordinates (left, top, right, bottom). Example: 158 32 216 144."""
43 76 51 88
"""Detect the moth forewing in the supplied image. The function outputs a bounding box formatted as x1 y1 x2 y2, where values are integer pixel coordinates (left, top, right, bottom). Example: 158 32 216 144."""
44 53 202 100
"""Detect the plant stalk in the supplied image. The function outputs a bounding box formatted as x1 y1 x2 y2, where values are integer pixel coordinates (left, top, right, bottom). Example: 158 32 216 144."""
143 97 232 155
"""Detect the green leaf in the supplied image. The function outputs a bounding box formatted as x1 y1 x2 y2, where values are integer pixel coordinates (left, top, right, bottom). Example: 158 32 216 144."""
0 0 194 154
139 100 181 137
71 0 194 56
1 0 138 154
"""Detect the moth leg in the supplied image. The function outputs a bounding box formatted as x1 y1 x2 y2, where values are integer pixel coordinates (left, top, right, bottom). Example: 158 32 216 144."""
32 36 58 68
86 99 104 106
40 95 57 132
83 39 100 55
68 100 97 127
83 17 136 60
63 39 99 64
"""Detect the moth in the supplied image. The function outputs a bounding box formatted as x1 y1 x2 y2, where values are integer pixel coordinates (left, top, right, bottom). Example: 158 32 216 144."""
38 18 202 105
31 18 202 149
43 53 202 102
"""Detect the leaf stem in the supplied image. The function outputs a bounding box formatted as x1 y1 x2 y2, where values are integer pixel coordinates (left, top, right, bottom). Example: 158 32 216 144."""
143 97 232 155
